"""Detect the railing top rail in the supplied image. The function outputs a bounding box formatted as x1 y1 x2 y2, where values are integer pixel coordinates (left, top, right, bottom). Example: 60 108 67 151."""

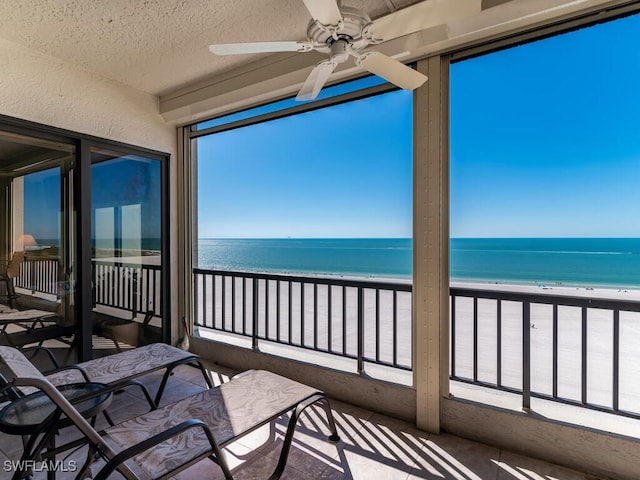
450 286 640 312
192 267 412 291
93 259 161 270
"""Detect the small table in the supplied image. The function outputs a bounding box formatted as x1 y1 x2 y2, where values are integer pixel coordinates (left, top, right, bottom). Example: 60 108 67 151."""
0 382 112 480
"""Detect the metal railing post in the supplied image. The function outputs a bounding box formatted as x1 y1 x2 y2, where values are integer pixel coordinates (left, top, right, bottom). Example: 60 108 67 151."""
581 306 588 405
252 277 259 350
451 295 456 377
613 309 620 412
473 296 478 382
522 301 531 411
496 299 502 387
132 270 139 319
357 286 365 374
30 257 36 294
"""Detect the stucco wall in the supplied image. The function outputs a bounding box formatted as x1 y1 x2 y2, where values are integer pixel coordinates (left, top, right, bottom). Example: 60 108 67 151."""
189 336 417 423
441 397 640 480
0 37 174 153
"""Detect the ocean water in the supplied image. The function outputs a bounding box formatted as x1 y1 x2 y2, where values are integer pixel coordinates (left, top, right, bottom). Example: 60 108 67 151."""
197 237 640 288
197 238 412 279
451 237 640 288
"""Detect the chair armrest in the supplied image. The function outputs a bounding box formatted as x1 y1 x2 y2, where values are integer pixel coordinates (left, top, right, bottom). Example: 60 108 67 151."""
46 365 91 383
20 345 60 370
94 419 220 480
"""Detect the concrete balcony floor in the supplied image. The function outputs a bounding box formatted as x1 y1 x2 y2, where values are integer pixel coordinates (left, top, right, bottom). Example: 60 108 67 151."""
0 360 604 480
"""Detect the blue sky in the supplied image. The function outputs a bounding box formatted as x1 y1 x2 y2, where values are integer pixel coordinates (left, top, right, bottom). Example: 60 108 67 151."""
197 89 413 238
24 168 60 241
199 12 640 239
450 13 640 238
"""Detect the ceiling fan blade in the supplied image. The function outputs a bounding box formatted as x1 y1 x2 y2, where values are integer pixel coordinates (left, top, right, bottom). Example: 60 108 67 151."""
296 61 337 101
209 41 312 55
302 0 343 26
358 52 428 91
371 0 480 41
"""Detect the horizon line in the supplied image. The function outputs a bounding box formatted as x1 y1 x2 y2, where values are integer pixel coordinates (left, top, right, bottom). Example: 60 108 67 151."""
198 236 640 240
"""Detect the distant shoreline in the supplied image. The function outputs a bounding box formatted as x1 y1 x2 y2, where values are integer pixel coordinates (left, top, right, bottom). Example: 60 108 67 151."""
450 280 640 301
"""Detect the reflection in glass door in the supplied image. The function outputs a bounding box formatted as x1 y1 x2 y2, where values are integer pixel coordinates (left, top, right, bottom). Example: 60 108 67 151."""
90 148 163 357
0 131 77 360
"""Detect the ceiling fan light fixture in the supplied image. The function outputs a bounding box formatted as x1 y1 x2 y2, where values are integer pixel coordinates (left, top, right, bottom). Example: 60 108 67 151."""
328 38 352 63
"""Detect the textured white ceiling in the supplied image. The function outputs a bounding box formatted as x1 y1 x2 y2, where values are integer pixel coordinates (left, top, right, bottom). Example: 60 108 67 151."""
0 0 423 96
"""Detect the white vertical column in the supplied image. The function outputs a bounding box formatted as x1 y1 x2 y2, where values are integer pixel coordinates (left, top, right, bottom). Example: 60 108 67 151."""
95 207 115 257
177 127 195 342
11 176 25 249
121 204 142 254
413 55 450 433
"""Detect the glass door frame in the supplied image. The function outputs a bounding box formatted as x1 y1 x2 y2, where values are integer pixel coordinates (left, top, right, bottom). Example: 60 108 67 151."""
0 114 170 361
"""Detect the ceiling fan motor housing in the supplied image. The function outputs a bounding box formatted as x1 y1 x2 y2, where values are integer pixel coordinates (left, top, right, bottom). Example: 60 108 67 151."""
306 6 372 50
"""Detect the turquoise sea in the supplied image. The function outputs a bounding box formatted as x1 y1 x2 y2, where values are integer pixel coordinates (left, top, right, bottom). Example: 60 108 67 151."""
197 238 640 288
451 238 640 288
197 238 412 279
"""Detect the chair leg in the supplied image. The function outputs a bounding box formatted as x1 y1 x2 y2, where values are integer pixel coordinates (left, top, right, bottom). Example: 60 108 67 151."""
77 444 98 480
154 359 213 406
117 380 157 411
6 280 17 309
315 397 341 443
12 417 60 480
154 368 174 406
268 394 340 480
195 360 214 389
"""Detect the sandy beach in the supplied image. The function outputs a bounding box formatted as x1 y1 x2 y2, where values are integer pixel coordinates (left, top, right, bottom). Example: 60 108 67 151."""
452 280 640 301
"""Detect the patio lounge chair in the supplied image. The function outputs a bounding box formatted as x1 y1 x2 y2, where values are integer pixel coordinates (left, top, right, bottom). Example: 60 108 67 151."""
7 342 214 410
0 346 340 480
0 309 75 348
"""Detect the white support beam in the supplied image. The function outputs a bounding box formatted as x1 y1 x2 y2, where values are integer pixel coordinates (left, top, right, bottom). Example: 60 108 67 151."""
413 55 448 433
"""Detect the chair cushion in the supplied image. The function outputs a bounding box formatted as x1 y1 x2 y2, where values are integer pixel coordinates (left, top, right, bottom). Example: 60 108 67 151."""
46 343 196 386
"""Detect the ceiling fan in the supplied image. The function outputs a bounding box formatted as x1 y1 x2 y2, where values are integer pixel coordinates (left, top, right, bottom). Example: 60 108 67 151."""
208 0 470 101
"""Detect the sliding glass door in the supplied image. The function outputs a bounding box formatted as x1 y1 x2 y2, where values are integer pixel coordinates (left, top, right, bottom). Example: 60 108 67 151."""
90 148 164 356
